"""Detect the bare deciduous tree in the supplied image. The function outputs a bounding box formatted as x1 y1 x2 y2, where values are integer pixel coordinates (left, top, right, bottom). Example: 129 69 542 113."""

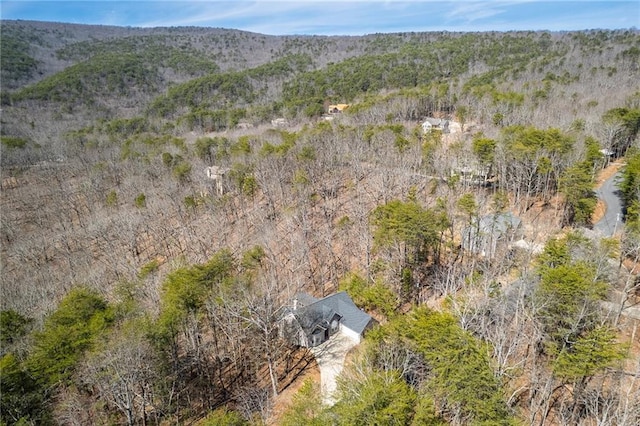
80 324 159 426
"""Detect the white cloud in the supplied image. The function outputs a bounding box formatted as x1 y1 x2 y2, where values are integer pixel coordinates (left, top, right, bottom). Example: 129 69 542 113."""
444 1 536 24
134 1 400 35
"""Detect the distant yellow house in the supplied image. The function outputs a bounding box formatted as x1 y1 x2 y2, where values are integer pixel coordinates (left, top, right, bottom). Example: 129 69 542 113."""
328 104 350 114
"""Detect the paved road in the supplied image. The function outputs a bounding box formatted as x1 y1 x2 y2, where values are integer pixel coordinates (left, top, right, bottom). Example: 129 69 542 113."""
594 170 624 236
310 330 357 406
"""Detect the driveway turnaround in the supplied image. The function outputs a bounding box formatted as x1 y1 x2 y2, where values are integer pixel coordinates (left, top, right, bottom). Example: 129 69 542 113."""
310 330 358 405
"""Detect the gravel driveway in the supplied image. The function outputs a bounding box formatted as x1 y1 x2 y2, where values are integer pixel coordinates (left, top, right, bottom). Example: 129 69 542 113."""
310 330 358 405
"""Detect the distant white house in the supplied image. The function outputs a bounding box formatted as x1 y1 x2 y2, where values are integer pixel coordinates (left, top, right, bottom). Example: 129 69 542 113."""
271 118 288 127
422 117 450 133
281 291 377 347
450 164 494 186
205 166 230 195
600 148 615 167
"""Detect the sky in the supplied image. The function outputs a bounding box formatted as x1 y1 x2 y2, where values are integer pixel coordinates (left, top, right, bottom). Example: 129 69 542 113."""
1 1 638 36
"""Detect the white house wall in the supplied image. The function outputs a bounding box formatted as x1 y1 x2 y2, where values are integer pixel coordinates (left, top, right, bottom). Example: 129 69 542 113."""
340 325 361 344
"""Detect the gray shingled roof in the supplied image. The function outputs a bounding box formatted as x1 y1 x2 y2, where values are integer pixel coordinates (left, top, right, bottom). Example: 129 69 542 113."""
293 291 373 335
294 292 319 307
423 117 448 126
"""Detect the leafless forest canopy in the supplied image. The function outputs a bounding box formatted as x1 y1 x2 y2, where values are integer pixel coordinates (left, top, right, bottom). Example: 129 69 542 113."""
1 20 640 426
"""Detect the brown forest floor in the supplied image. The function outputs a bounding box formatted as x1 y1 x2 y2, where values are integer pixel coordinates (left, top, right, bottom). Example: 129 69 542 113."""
267 360 320 425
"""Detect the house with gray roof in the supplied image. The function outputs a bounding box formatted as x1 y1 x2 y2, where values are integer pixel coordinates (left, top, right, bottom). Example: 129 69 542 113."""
462 212 523 258
422 117 450 133
281 291 377 347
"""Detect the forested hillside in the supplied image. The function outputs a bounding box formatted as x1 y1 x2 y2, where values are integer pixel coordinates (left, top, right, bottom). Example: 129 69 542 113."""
1 20 639 425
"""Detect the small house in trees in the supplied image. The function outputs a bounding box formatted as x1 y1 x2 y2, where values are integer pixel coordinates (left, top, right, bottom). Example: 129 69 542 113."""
422 117 450 133
450 164 494 186
327 104 350 114
281 291 376 347
600 148 615 167
205 166 230 195
462 212 523 258
271 117 289 127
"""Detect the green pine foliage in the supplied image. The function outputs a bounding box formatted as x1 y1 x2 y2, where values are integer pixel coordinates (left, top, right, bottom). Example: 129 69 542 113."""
283 33 555 116
391 308 515 425
0 310 32 347
559 161 597 226
333 369 418 426
535 236 609 352
0 289 116 425
0 353 51 425
339 272 399 319
370 199 448 264
26 288 115 387
1 136 28 149
619 150 640 224
552 326 626 381
105 189 118 207
134 193 147 208
603 107 640 154
148 71 254 119
279 379 330 426
172 160 192 182
103 116 150 140
369 198 450 300
14 53 158 104
200 408 249 426
0 30 40 84
195 136 231 162
498 126 575 200
229 162 259 197
57 35 218 74
472 136 497 165
155 250 235 343
537 262 607 348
